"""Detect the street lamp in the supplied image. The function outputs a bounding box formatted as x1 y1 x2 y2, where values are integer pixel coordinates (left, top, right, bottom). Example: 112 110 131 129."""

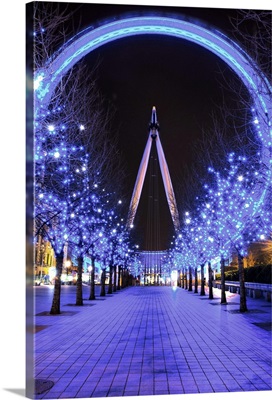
88 265 92 284
65 260 71 275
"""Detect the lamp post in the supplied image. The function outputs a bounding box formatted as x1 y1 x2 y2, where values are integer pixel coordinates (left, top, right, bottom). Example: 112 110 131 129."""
88 265 92 285
65 260 71 274
63 260 71 285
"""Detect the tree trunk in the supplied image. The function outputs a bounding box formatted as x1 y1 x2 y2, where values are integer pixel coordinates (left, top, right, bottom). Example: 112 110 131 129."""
208 261 213 300
177 270 181 287
220 256 227 304
121 268 125 288
50 251 63 314
108 264 113 294
76 255 83 306
185 269 188 290
182 268 185 288
123 268 128 288
117 265 121 290
113 265 117 292
238 252 248 312
100 268 106 296
122 269 126 288
200 263 205 296
194 267 198 293
188 266 192 291
89 256 96 300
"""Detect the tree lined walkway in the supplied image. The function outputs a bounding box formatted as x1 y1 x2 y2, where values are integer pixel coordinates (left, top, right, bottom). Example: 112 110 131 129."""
34 285 271 398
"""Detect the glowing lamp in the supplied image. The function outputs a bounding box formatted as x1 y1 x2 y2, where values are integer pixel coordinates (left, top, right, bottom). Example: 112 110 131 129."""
34 75 43 90
48 125 55 132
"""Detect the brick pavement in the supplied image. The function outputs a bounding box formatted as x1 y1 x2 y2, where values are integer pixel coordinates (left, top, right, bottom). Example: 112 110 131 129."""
33 284 272 399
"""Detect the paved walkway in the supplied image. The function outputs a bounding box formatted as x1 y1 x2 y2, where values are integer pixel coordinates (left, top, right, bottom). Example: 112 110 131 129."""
33 285 272 399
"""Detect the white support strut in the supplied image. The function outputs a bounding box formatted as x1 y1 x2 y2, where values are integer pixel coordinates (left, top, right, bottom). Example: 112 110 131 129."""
156 134 180 232
126 135 152 228
127 106 180 232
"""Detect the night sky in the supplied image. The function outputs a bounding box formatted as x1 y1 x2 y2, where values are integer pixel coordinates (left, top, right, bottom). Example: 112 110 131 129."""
50 2 263 250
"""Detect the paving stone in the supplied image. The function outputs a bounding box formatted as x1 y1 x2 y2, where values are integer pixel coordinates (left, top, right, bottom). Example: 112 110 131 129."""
33 285 272 398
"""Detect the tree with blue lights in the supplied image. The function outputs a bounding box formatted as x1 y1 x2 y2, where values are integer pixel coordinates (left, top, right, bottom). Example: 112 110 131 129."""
33 0 131 313
174 230 198 293
34 57 124 314
68 189 112 305
178 9 271 294
84 212 108 301
105 225 120 295
116 233 133 289
176 210 216 297
200 182 234 304
93 203 128 295
35 130 92 314
191 223 213 296
172 239 188 290
203 153 271 312
193 198 221 300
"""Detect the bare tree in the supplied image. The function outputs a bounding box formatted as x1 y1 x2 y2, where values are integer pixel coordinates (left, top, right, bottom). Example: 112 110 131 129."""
229 10 272 82
33 2 81 70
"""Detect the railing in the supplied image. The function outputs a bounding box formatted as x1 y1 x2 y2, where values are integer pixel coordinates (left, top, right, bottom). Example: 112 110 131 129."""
213 280 272 302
